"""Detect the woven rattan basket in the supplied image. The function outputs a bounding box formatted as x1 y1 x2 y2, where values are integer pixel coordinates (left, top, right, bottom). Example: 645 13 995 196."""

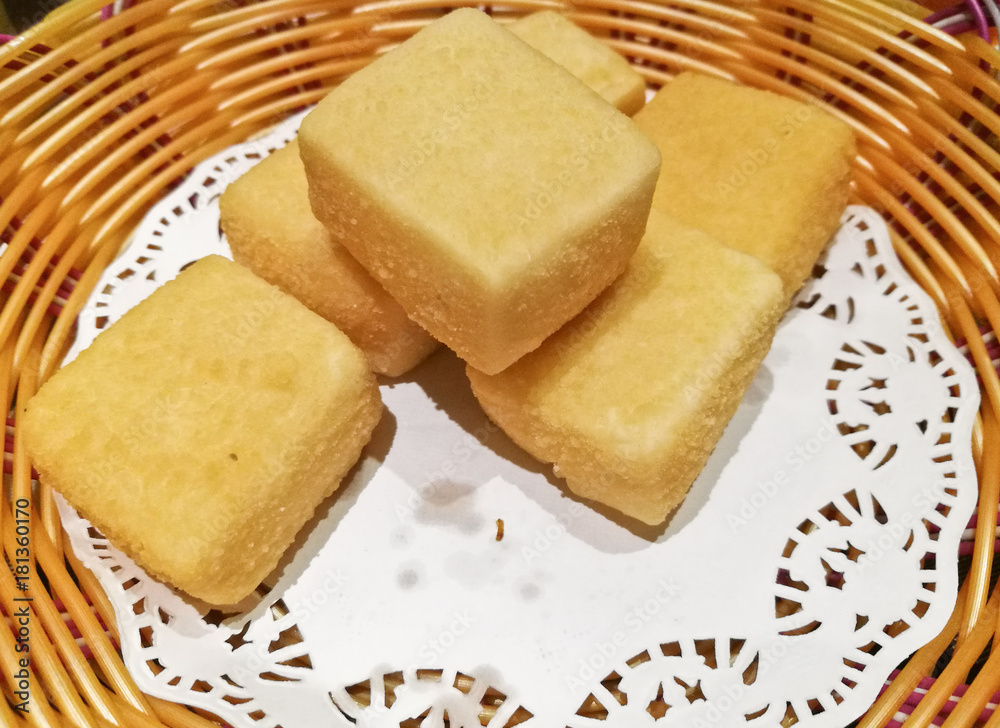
3 0 1000 726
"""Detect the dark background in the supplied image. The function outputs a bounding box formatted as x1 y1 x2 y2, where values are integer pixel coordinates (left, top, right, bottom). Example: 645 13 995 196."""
3 0 69 33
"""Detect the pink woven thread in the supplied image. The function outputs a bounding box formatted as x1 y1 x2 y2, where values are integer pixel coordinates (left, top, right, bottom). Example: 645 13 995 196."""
964 0 992 41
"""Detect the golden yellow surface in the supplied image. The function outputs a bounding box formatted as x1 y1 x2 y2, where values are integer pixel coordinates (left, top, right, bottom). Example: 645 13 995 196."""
634 72 855 297
220 141 439 377
22 256 382 605
509 11 647 115
871 0 929 18
468 212 784 525
299 8 660 374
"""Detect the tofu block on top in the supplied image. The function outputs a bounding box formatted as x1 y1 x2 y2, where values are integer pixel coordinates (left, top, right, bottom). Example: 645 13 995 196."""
22 256 382 605
509 11 646 115
220 140 439 377
467 212 785 525
634 72 855 296
299 8 661 375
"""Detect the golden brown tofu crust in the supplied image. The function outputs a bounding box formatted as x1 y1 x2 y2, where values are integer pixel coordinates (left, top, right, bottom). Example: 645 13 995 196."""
220 141 439 377
509 11 647 115
23 256 382 604
635 71 856 298
468 212 785 525
299 9 660 374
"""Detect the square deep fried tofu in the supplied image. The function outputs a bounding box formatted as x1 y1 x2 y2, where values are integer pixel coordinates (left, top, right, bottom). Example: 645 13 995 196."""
634 72 855 296
299 8 660 374
22 256 382 604
509 11 646 115
220 141 439 377
468 212 784 525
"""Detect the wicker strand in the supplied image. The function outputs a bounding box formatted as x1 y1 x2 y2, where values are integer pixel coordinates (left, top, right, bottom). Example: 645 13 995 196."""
30 508 157 717
938 647 1000 726
851 167 974 295
856 578 969 728
784 0 963 69
900 590 1000 726
979 682 1000 728
6 333 112 725
886 226 953 319
950 298 1000 636
62 548 118 645
863 148 998 282
0 0 166 101
0 549 101 726
2 0 1000 725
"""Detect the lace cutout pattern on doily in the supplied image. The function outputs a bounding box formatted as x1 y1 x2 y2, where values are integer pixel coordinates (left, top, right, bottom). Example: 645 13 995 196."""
57 112 978 728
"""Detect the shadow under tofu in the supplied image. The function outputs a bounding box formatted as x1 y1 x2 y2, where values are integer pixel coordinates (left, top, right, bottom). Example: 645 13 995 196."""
198 408 398 623
200 327 777 627
405 337 777 550
391 346 555 483
412 479 486 537
656 362 776 543
405 348 672 549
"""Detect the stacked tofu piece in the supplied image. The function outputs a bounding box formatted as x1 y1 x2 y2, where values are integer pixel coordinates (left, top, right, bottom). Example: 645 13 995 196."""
467 211 786 524
220 141 440 377
467 66 855 524
296 9 661 374
634 72 856 297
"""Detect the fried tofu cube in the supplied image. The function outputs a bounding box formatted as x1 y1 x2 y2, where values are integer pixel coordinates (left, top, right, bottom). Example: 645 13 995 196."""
634 72 855 296
299 8 660 374
509 11 646 115
22 256 382 605
467 212 784 525
220 140 439 377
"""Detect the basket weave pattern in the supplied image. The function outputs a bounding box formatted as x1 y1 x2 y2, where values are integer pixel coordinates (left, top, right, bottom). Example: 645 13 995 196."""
1 0 1000 726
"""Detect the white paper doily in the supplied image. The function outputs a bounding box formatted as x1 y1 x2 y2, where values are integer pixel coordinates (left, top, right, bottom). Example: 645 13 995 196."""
58 113 980 728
